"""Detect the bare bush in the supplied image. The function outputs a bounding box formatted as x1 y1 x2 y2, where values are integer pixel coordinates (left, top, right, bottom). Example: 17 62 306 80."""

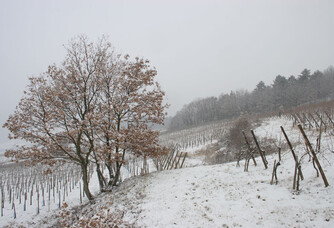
213 116 251 165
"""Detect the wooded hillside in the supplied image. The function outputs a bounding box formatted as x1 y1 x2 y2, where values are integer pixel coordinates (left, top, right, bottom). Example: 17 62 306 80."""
169 66 334 130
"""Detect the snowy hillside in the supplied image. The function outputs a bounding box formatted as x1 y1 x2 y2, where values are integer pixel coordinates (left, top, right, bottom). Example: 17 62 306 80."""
2 117 334 227
83 117 334 227
133 159 333 227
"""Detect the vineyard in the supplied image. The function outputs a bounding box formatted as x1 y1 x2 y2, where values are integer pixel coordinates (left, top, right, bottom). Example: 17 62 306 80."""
160 120 232 150
1 102 334 227
0 162 97 224
51 112 334 227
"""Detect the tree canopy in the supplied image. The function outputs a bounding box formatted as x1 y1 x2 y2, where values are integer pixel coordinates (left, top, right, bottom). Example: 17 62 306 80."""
3 36 168 199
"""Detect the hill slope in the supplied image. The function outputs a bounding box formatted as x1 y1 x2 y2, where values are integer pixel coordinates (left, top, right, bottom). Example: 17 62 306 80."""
3 117 334 227
54 117 334 228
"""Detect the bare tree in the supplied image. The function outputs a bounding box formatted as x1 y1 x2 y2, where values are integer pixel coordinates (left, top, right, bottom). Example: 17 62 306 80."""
228 116 251 165
3 35 168 198
97 54 168 187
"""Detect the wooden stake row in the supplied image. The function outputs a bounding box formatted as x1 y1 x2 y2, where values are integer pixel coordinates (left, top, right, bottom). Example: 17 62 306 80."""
242 123 329 191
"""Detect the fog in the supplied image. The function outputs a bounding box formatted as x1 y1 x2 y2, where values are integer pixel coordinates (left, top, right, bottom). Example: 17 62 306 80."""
0 0 333 142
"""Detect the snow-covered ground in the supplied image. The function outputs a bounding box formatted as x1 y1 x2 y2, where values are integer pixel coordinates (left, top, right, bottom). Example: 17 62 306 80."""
111 117 334 227
2 117 334 227
135 161 333 227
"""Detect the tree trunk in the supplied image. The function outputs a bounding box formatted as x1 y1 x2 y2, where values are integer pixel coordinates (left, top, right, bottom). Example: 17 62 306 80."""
105 161 115 185
112 148 127 186
112 161 122 186
96 163 106 191
81 163 93 200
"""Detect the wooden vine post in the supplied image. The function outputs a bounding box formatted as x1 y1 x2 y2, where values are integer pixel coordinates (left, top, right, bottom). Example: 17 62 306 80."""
270 160 280 185
280 126 304 180
175 153 183 169
324 111 334 128
293 155 300 190
242 131 257 172
315 112 327 131
160 149 187 170
250 130 268 169
297 124 329 187
302 113 313 129
309 113 320 129
292 114 298 126
163 150 175 170
180 153 187 168
169 151 179 170
296 113 306 127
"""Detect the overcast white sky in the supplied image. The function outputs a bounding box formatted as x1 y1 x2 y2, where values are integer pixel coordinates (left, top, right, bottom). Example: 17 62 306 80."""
0 0 333 142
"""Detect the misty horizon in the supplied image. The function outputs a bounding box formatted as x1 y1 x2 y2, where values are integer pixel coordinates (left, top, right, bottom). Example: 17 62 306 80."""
1 0 333 142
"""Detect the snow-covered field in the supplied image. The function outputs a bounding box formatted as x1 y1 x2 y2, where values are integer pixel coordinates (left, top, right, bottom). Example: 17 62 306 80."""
1 117 334 227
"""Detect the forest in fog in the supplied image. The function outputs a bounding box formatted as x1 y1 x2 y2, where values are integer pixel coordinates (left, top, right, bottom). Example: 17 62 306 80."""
169 66 334 130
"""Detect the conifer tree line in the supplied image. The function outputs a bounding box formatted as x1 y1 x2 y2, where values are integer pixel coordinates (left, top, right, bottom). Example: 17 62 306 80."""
169 66 334 130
